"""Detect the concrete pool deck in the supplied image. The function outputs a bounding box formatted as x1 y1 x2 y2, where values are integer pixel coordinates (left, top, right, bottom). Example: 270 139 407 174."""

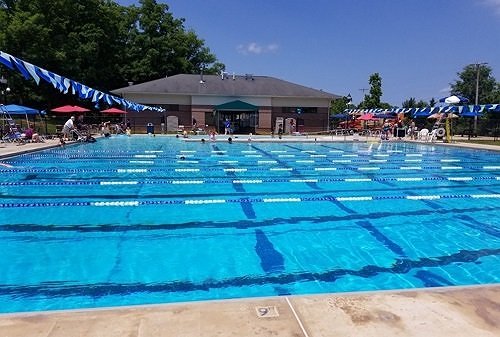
0 135 499 336
0 285 499 337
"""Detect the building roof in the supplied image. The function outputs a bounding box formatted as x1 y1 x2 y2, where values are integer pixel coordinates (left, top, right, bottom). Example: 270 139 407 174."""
112 74 339 99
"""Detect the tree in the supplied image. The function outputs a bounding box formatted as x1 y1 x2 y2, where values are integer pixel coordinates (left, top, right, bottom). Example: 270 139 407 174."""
402 97 427 108
0 0 225 107
122 0 223 84
358 73 391 109
450 64 497 104
330 96 351 114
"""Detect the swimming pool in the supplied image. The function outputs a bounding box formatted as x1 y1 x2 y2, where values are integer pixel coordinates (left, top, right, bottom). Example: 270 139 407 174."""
0 136 499 313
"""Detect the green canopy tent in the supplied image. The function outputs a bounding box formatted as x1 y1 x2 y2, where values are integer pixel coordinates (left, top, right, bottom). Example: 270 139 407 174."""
213 100 258 134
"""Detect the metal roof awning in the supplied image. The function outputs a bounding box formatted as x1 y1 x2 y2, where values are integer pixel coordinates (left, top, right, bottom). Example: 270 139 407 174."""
214 100 258 111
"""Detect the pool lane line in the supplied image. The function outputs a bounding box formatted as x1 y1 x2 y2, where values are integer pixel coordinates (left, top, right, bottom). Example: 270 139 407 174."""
1 193 499 208
0 175 498 187
3 164 498 175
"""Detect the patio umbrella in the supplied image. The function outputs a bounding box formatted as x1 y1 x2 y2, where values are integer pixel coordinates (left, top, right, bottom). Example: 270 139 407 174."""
101 107 127 114
427 112 458 119
51 105 90 113
439 95 469 105
357 113 377 121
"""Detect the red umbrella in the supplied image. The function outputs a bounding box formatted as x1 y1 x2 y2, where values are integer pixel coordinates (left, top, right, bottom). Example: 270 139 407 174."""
101 107 128 114
357 113 377 121
51 105 90 113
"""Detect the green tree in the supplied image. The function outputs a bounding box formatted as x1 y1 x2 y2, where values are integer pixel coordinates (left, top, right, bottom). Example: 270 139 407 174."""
358 73 391 109
450 64 497 104
0 0 225 107
330 96 351 114
402 97 427 108
122 0 223 84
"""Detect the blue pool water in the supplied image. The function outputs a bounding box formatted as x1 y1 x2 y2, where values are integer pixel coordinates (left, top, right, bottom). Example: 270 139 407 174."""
0 136 499 313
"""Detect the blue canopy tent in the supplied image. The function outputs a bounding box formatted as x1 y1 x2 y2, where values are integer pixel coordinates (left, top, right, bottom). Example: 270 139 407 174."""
330 113 350 119
1 104 40 115
1 104 44 132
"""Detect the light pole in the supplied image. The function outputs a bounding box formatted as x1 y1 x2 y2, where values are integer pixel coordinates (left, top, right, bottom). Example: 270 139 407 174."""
344 93 352 141
0 75 10 104
473 62 487 134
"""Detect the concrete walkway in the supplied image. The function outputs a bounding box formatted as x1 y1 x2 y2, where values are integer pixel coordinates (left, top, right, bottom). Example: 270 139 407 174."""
0 285 499 337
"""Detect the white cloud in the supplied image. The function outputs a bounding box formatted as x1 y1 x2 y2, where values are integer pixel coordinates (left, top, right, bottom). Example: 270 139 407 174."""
481 0 500 15
237 42 279 55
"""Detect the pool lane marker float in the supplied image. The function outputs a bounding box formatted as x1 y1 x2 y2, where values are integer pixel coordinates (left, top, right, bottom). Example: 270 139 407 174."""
2 175 496 187
172 180 204 184
99 181 139 185
289 179 318 183
129 160 155 164
233 179 263 184
134 154 157 158
2 193 500 208
314 167 337 171
175 168 200 172
2 164 499 175
270 167 293 171
117 169 148 173
224 168 247 172
184 199 226 204
92 201 140 206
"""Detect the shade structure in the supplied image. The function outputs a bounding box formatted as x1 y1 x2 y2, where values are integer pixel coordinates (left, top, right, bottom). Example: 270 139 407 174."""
439 95 469 105
101 107 127 114
374 113 397 119
330 113 350 120
357 113 377 121
428 112 459 119
0 104 39 115
51 105 90 113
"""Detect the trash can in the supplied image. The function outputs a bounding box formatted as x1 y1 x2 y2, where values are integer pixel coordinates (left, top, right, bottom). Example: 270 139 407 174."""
146 123 154 134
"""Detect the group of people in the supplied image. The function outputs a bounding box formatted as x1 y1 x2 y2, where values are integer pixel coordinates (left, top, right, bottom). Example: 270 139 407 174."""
60 115 97 145
381 119 417 140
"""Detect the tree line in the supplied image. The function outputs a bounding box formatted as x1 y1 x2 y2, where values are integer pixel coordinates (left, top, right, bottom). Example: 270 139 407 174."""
0 0 225 108
331 65 500 113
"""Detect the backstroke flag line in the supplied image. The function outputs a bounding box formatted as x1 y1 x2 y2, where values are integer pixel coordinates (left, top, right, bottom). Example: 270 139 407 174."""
0 50 164 113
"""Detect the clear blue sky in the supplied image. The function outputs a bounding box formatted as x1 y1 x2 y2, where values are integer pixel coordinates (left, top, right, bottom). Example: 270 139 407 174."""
116 0 500 106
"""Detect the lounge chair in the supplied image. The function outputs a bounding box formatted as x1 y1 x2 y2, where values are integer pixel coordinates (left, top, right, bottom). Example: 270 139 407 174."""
417 128 429 141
